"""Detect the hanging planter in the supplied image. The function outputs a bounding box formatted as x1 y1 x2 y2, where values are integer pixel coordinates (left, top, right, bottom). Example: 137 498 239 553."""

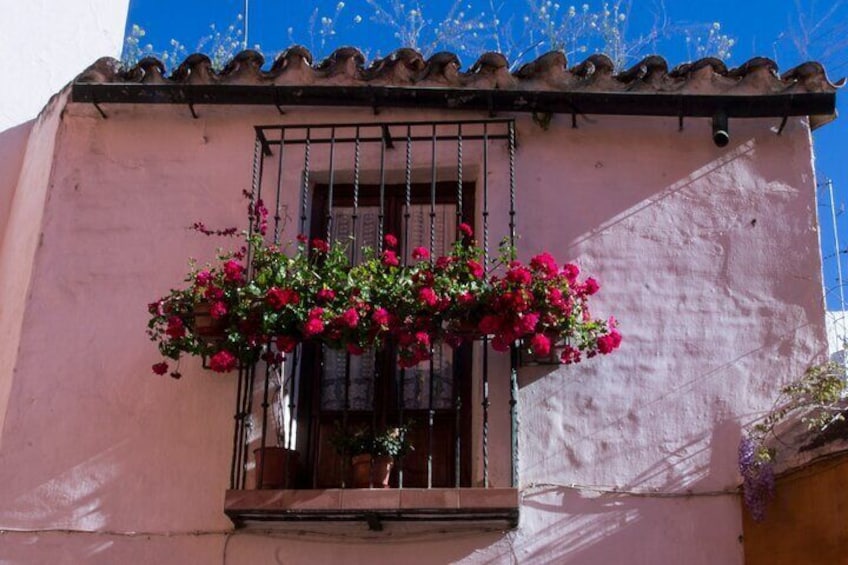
147 223 621 376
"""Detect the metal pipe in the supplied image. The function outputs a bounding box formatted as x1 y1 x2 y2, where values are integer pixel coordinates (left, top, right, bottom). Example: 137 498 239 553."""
712 110 729 147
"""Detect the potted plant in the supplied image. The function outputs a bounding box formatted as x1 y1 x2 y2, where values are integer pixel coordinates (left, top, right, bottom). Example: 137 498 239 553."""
254 361 299 489
147 225 622 376
478 241 622 365
333 425 413 488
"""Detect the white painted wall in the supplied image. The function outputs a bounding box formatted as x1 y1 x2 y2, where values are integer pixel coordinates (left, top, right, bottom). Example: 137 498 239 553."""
0 0 129 133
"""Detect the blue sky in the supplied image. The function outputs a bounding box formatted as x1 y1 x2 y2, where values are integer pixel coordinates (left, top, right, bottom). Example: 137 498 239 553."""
125 0 848 308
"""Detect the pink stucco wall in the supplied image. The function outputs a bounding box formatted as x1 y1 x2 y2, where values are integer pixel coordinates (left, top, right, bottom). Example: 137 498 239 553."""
0 97 825 564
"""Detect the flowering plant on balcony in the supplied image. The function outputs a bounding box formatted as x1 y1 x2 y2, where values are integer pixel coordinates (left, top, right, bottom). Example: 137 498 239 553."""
482 241 622 364
147 224 621 376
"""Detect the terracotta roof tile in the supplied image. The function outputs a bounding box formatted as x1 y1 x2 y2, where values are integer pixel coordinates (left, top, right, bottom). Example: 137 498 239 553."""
77 46 842 95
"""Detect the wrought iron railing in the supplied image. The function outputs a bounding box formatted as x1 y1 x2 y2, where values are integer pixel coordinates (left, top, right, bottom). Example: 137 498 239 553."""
229 119 519 492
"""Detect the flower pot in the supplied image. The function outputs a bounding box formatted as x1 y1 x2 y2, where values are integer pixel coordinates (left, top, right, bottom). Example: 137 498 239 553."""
192 302 226 338
519 336 565 366
350 454 394 488
254 447 299 489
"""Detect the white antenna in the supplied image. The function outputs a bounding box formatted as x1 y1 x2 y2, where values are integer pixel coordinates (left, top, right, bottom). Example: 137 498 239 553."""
243 0 249 50
826 178 848 365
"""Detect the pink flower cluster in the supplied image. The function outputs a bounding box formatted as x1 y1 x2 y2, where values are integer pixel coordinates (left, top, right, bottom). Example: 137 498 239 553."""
149 226 621 377
481 253 621 362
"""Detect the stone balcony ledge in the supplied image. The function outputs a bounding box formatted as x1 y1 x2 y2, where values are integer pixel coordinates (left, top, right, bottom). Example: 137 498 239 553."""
225 487 519 530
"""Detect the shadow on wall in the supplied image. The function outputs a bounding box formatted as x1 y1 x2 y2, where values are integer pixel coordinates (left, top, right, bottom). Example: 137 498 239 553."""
514 420 744 564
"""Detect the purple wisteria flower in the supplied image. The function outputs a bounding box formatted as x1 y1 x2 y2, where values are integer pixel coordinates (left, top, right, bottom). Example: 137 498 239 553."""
738 437 775 522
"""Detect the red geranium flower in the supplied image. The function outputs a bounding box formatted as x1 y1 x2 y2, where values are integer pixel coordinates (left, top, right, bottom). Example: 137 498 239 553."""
205 286 224 300
562 263 580 283
341 308 360 328
458 223 473 237
372 307 390 327
311 238 330 253
530 333 551 357
165 316 186 339
195 270 212 286
210 301 228 319
267 287 300 310
223 260 244 283
276 335 298 353
466 260 484 279
516 312 540 335
384 234 398 249
530 252 558 277
598 329 622 354
382 250 400 267
304 317 324 337
412 246 430 261
419 287 438 307
152 362 169 375
582 277 600 296
479 315 501 335
209 350 237 372
317 288 336 303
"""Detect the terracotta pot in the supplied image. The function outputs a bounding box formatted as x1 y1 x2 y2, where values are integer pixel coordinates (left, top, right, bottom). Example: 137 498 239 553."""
351 454 394 488
519 335 565 366
254 447 299 489
192 302 226 338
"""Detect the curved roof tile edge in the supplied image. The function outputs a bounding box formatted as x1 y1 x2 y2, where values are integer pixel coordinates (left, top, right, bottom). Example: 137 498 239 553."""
76 46 844 96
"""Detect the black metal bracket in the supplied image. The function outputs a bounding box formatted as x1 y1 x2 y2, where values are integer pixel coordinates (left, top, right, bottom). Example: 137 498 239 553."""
381 124 394 149
365 513 383 531
273 90 285 115
487 92 496 118
776 115 789 135
188 102 199 119
92 100 108 119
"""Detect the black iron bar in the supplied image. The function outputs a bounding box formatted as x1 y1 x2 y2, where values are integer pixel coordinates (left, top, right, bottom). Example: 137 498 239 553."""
342 351 351 488
258 349 273 489
286 348 299 483
456 124 463 229
427 353 435 489
273 128 285 244
482 123 490 489
378 132 386 250
254 128 271 156
250 134 510 146
429 124 437 255
456 136 464 490
326 126 336 243
508 120 519 488
230 366 246 489
299 129 311 235
241 364 257 489
256 118 517 131
397 125 412 490
245 136 262 274
352 126 361 261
